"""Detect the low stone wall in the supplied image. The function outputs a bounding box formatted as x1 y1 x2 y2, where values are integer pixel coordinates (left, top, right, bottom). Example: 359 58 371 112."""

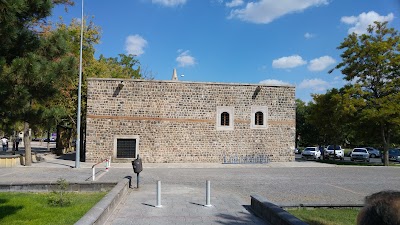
0 153 41 167
0 182 117 192
75 178 131 225
0 155 20 167
251 195 308 225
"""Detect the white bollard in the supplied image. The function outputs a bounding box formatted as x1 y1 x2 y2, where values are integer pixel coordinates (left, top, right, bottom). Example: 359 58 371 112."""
156 180 162 208
205 180 212 207
105 159 109 172
92 167 95 181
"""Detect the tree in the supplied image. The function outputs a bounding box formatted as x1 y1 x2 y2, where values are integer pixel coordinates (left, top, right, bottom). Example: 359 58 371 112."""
330 21 400 166
295 99 319 147
0 0 75 166
1 28 77 165
308 89 348 159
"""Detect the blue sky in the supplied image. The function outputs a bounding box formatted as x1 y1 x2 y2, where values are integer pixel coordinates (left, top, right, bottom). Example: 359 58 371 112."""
51 0 400 102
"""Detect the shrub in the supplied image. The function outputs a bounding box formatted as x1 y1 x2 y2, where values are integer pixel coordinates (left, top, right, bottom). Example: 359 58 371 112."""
48 178 71 207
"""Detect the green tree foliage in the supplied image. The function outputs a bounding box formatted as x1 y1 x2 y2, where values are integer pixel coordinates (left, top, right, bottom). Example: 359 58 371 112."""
0 0 76 165
307 89 348 156
44 18 102 132
0 0 73 68
2 28 77 165
49 19 143 134
87 54 141 79
295 99 319 147
330 21 400 165
0 0 51 66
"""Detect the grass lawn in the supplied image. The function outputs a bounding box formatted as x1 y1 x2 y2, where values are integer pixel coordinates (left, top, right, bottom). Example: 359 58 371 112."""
0 192 107 225
287 208 360 225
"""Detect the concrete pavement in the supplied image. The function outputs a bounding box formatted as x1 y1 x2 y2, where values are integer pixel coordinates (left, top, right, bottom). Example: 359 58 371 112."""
107 183 266 225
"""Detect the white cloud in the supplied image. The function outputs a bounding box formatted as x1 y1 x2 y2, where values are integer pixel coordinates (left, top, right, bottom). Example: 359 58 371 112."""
259 79 291 86
272 55 307 69
308 56 336 72
176 50 196 67
304 32 314 39
226 0 244 7
228 0 328 24
298 78 330 92
152 0 186 7
341 11 394 35
125 35 148 56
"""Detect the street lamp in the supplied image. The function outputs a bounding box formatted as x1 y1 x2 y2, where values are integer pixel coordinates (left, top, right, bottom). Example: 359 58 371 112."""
76 0 84 168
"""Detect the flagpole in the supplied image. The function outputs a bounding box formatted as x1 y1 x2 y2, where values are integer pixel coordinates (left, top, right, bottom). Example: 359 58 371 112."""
76 0 84 168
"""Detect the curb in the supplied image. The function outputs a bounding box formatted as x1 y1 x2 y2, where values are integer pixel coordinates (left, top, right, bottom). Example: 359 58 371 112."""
279 203 364 208
75 177 131 225
251 194 308 225
251 195 364 225
0 182 116 192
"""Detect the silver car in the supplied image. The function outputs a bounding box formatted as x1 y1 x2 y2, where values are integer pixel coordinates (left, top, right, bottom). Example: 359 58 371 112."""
365 147 381 158
350 148 370 162
301 147 321 160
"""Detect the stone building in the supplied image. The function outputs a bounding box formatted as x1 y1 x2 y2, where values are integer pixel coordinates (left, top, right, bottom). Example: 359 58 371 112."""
85 77 296 163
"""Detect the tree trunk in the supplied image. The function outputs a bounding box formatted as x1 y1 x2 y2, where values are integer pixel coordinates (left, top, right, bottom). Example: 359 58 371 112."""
24 122 32 166
333 144 336 161
381 124 389 166
47 130 50 152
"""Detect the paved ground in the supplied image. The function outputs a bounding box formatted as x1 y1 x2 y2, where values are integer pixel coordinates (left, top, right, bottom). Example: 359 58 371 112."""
107 183 266 225
1 142 400 224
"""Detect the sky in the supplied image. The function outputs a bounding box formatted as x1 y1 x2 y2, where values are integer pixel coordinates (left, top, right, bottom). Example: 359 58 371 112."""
51 0 400 102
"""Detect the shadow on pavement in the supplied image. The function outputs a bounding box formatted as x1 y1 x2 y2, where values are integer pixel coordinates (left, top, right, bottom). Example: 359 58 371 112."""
56 152 76 161
141 203 156 208
215 205 266 225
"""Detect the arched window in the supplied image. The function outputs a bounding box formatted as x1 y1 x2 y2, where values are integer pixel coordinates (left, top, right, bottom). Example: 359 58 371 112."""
221 112 230 126
255 111 263 125
251 106 267 129
216 106 234 131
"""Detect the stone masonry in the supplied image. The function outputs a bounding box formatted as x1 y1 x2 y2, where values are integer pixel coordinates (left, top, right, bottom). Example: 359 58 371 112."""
86 78 296 163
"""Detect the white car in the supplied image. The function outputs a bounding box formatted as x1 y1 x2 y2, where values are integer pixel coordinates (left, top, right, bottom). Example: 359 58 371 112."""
350 148 370 162
301 147 321 160
323 145 344 160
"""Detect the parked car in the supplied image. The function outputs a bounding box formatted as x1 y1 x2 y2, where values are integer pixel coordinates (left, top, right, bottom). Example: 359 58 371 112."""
364 147 381 158
350 148 370 162
301 147 321 160
43 138 56 142
381 149 400 163
323 145 344 160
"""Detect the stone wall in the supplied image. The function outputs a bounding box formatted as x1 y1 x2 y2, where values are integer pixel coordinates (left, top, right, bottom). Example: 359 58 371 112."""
86 78 296 163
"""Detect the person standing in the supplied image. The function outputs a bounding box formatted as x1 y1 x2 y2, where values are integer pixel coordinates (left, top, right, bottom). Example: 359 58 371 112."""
1 136 8 152
15 136 20 152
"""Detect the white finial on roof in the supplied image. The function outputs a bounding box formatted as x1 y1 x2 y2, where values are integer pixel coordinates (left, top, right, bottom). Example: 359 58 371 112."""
172 68 178 81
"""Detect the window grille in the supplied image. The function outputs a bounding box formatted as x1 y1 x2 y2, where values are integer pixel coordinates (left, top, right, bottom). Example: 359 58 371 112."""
116 139 136 158
221 112 230 126
255 111 264 125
